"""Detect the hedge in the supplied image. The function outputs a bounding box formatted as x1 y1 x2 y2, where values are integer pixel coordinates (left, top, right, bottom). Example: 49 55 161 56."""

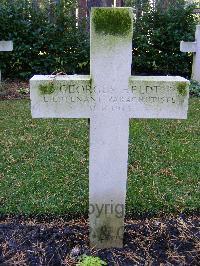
0 0 197 80
132 3 197 77
0 0 89 79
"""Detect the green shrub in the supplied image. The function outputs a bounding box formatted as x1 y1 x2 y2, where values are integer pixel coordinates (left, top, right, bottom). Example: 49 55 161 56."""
77 255 107 266
132 2 197 77
0 0 89 80
16 87 29 95
189 79 200 97
0 0 197 80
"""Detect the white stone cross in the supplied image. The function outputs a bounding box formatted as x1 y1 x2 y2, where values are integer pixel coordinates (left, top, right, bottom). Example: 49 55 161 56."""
0 41 13 81
30 8 189 249
180 25 200 82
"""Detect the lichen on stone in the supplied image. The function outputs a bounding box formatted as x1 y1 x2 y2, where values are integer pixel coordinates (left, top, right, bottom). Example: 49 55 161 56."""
89 76 93 87
92 8 132 36
39 81 55 95
177 82 188 96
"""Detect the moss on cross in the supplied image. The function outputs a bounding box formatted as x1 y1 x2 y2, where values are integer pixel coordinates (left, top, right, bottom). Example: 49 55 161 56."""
177 82 188 96
92 8 133 37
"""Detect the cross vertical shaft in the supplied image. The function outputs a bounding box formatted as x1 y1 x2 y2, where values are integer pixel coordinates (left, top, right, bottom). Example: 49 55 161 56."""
193 25 200 82
180 25 200 82
89 8 133 248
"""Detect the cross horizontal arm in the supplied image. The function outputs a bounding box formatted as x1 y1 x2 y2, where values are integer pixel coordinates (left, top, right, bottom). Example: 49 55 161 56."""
180 41 197 53
0 41 13 51
30 75 94 118
30 75 189 119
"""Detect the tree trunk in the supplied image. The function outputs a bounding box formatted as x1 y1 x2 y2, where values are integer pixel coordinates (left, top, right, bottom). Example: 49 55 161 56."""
86 0 113 30
78 0 87 26
87 0 113 9
116 0 124 6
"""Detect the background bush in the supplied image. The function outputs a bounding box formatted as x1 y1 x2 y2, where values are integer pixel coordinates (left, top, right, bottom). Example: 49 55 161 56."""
0 0 198 80
0 0 89 79
132 2 197 77
189 80 200 97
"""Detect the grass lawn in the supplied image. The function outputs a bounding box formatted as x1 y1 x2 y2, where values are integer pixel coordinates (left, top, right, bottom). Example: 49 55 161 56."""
0 98 199 216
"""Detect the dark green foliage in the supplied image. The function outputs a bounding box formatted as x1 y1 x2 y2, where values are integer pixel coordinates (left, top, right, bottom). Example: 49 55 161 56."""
0 0 89 80
189 79 200 97
132 3 197 76
0 0 197 79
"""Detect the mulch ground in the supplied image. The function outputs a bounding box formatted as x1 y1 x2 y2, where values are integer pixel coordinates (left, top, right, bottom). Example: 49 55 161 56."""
0 80 29 100
0 214 199 265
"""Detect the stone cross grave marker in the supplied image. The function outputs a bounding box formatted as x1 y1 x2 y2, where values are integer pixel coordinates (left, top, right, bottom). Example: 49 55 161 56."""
0 41 13 81
30 8 189 249
180 25 200 82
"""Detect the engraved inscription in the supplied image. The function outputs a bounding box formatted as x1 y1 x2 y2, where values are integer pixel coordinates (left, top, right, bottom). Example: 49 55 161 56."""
42 82 95 104
39 80 184 114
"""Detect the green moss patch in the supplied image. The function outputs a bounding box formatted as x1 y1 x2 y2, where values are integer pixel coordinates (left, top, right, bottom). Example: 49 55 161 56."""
92 8 132 36
39 81 55 95
177 82 188 96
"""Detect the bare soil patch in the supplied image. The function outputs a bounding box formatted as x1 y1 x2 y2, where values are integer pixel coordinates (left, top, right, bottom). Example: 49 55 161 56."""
0 80 29 100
